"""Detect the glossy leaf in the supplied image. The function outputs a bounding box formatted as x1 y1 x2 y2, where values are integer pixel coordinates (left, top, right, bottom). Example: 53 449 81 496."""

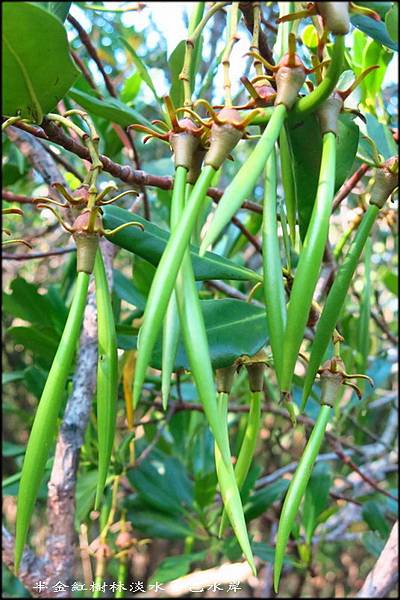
102 205 261 283
120 37 161 105
68 87 156 129
362 500 390 539
168 40 185 111
2 2 79 121
351 14 398 52
385 3 398 42
34 1 71 21
148 552 206 585
287 112 360 241
127 452 194 516
244 479 289 522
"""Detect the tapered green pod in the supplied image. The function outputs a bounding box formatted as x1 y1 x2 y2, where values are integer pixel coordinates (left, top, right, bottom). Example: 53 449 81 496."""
15 271 90 571
161 166 188 408
176 253 256 573
280 131 337 395
301 205 379 408
171 174 256 572
262 147 287 385
273 403 332 592
94 249 119 508
133 164 216 408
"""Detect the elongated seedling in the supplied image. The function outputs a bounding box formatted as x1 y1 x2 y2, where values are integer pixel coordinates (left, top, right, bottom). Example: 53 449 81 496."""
15 271 90 571
161 166 187 408
94 249 119 508
174 179 256 573
262 147 287 385
280 131 337 395
133 164 216 408
273 403 332 592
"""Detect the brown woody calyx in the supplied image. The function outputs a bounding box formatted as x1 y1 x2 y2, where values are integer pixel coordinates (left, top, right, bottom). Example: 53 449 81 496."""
369 157 399 209
275 53 307 110
71 210 102 274
170 118 202 171
216 364 237 394
204 108 244 170
316 92 344 135
316 2 350 35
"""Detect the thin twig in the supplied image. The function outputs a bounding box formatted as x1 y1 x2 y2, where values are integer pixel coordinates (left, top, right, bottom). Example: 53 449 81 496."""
332 163 370 212
5 120 265 216
67 14 117 97
332 442 397 501
2 247 76 261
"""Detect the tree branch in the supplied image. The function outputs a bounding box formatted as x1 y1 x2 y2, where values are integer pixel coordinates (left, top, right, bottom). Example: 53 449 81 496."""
356 521 398 598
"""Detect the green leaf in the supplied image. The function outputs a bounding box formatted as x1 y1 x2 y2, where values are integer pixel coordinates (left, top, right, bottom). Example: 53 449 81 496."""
362 500 390 539
168 40 185 111
364 113 398 160
2 2 79 122
2 371 25 386
385 3 398 42
127 452 194 516
113 269 146 310
244 479 289 522
125 506 194 539
359 40 394 106
149 552 206 585
155 299 268 370
2 277 66 333
7 326 59 364
361 531 385 557
351 14 398 52
301 25 318 50
23 365 48 399
75 471 98 527
302 463 332 544
103 205 261 283
34 2 71 21
120 37 161 104
68 87 156 129
355 2 393 20
381 270 398 294
118 299 269 370
287 112 360 241
120 71 142 104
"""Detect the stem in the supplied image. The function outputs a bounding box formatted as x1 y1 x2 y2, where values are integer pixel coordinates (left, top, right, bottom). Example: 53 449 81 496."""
46 113 87 139
180 1 230 109
280 131 336 394
133 165 215 408
273 403 332 592
199 104 287 254
262 147 287 385
250 2 263 77
290 35 345 120
221 3 239 107
15 272 89 571
301 205 379 408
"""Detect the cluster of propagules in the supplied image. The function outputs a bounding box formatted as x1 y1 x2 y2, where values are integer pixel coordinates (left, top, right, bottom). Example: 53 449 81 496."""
9 1 397 592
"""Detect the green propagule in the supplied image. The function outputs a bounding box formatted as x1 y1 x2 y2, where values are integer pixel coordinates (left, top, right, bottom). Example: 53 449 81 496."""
10 0 393 587
130 0 349 577
14 112 142 572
